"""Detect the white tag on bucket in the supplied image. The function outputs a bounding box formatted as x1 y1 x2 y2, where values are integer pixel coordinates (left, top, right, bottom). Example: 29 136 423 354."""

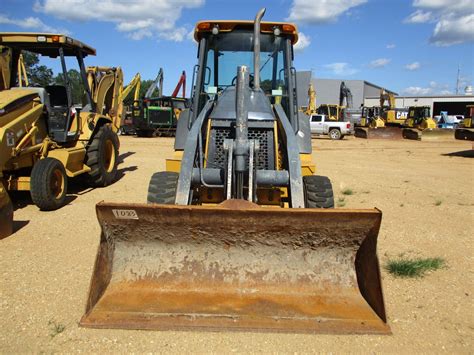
112 209 139 220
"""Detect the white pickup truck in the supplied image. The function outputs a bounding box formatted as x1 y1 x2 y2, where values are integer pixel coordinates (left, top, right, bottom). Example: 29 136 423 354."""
309 114 353 140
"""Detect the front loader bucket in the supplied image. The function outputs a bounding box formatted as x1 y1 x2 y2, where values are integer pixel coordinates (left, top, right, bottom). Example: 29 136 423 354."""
0 189 13 239
80 201 390 334
355 127 402 139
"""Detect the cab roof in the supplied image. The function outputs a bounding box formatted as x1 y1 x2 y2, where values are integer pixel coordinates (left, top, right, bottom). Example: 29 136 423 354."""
0 32 96 57
194 21 299 44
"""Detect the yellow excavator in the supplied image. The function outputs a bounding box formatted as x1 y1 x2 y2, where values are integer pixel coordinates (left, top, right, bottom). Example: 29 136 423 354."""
119 72 141 135
380 89 407 126
303 82 316 116
81 9 389 334
402 105 451 140
0 33 122 239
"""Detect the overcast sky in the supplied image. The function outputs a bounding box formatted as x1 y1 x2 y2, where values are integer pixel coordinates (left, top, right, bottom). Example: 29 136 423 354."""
1 0 473 95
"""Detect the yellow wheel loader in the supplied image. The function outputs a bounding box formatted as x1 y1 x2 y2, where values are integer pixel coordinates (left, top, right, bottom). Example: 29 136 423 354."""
402 105 452 140
81 9 389 334
455 105 474 141
0 33 122 239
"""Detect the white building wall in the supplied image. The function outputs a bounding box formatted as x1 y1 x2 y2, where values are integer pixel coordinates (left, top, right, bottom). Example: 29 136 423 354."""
364 95 474 115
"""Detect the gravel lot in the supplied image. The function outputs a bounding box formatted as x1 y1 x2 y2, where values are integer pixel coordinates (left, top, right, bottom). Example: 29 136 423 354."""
1 135 473 353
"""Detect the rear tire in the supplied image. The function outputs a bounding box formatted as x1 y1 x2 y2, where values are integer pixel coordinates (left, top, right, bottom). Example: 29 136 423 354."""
329 128 342 140
30 158 68 211
86 125 119 187
303 175 334 208
147 171 179 204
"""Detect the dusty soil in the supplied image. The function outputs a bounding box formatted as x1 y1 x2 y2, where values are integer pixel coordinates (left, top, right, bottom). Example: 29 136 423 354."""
1 135 473 353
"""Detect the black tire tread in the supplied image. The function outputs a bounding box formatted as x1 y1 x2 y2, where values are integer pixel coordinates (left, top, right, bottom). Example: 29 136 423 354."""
30 158 67 211
147 171 179 204
303 175 334 208
86 125 119 187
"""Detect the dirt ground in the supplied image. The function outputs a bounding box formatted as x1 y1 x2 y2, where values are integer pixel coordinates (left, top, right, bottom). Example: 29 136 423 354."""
1 135 473 353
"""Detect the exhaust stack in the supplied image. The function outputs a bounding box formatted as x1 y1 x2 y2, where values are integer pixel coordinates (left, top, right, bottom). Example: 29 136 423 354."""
253 8 266 89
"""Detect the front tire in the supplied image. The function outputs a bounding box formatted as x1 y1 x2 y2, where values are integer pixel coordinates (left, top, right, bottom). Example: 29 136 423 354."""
303 175 334 208
30 158 68 211
86 125 119 187
147 171 179 204
329 128 342 140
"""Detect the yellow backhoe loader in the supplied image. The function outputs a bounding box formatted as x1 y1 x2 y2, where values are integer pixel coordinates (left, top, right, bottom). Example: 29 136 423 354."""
0 33 122 239
81 9 389 334
402 105 452 140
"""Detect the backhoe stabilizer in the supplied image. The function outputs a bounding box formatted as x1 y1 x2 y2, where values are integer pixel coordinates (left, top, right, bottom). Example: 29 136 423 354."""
80 201 390 334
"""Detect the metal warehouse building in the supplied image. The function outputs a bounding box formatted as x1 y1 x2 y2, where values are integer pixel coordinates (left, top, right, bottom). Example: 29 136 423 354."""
296 71 397 109
364 95 474 116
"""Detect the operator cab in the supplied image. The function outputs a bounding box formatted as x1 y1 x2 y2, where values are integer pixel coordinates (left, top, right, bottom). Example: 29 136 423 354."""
0 33 96 143
408 106 431 125
192 21 298 122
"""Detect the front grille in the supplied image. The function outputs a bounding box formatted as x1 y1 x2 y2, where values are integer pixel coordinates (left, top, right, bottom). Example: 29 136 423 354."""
207 126 274 170
148 109 172 125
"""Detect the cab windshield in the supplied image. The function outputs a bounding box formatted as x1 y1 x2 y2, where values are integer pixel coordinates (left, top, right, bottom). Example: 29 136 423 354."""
203 30 289 95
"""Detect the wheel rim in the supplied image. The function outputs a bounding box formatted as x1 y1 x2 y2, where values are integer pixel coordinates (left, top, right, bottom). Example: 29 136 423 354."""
50 169 65 200
330 131 339 139
104 139 116 173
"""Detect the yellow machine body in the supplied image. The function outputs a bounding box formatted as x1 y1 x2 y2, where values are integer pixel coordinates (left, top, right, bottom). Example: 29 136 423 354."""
355 106 402 139
0 32 123 238
402 106 453 141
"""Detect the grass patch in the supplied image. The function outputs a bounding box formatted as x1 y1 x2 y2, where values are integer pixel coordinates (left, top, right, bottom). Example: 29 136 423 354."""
385 257 445 278
434 199 442 206
48 320 65 338
337 196 346 207
341 188 354 195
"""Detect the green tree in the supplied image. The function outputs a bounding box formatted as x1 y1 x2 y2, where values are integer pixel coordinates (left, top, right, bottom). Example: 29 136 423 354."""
22 51 54 87
54 69 84 105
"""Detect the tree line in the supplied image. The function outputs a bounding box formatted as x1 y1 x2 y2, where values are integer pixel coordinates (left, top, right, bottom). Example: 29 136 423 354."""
22 51 157 105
